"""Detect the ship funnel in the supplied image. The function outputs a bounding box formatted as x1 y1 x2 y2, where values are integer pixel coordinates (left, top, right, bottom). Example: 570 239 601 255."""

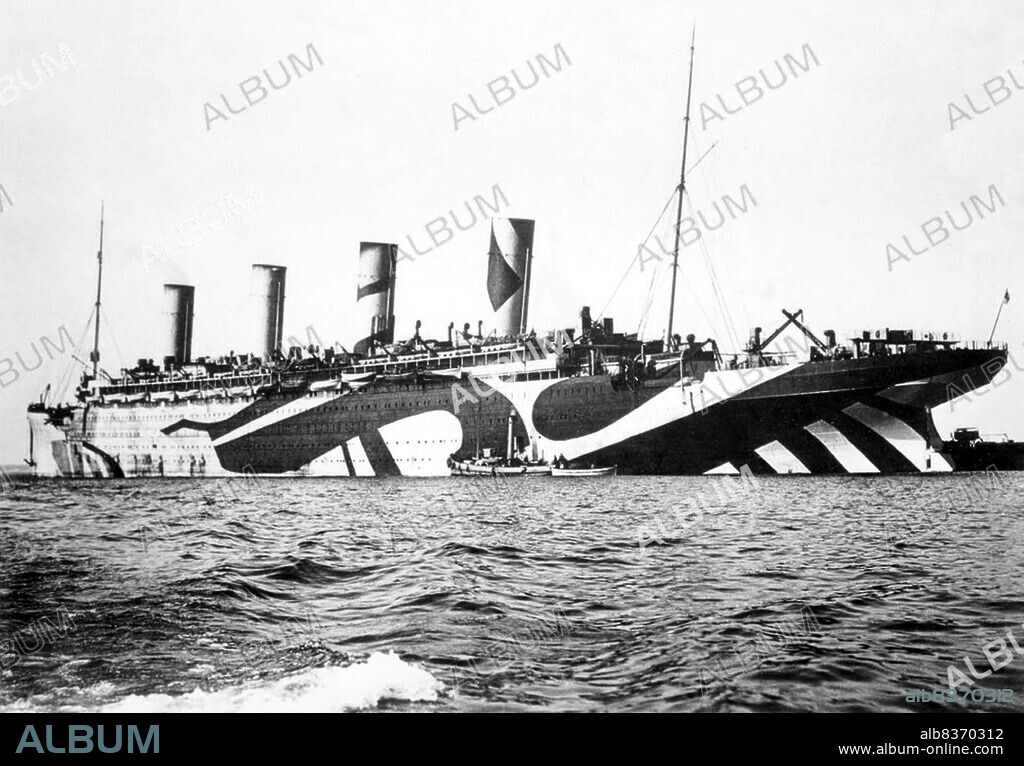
487 218 535 337
355 242 397 355
250 264 286 360
161 284 195 367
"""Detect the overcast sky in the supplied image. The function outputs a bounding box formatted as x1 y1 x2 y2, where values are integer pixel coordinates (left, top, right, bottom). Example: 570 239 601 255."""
1 0 1022 464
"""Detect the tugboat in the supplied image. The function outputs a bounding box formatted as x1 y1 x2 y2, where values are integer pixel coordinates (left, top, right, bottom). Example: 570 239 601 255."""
449 411 551 475
938 428 1024 471
449 455 552 476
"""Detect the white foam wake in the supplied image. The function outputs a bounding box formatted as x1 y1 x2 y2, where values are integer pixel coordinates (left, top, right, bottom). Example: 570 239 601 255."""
100 652 444 713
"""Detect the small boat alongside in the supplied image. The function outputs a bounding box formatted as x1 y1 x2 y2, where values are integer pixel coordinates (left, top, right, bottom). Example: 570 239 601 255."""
551 465 617 477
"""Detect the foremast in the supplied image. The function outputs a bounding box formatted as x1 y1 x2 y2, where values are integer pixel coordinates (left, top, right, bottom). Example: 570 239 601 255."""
91 204 104 380
666 26 696 352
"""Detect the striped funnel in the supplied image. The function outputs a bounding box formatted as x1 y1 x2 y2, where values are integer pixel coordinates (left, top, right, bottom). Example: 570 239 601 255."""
487 218 535 338
355 242 397 355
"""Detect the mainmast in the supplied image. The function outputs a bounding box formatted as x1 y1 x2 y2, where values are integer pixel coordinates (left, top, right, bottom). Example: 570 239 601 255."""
90 203 104 380
666 26 696 350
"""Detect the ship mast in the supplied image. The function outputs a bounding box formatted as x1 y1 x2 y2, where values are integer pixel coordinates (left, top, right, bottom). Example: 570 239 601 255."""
987 288 1010 345
90 203 104 380
666 26 696 351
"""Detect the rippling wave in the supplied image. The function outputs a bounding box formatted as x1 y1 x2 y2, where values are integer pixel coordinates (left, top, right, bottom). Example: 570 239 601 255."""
1 474 1022 712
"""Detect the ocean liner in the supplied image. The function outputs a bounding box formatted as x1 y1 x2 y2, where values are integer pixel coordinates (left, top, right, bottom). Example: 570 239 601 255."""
26 40 1008 479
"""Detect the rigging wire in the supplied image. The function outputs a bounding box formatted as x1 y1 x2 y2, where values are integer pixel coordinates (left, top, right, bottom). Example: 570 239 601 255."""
684 191 742 351
684 141 717 178
598 140 720 337
672 169 723 342
595 187 679 323
51 309 95 404
695 137 751 350
642 204 720 342
636 255 663 337
676 131 746 352
682 268 723 340
100 306 126 378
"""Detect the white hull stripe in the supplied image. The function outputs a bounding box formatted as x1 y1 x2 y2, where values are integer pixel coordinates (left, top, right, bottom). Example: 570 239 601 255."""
704 462 740 475
485 363 801 461
803 419 879 473
211 395 343 447
843 402 952 472
345 436 375 477
755 441 811 474
304 444 352 477
377 411 463 477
